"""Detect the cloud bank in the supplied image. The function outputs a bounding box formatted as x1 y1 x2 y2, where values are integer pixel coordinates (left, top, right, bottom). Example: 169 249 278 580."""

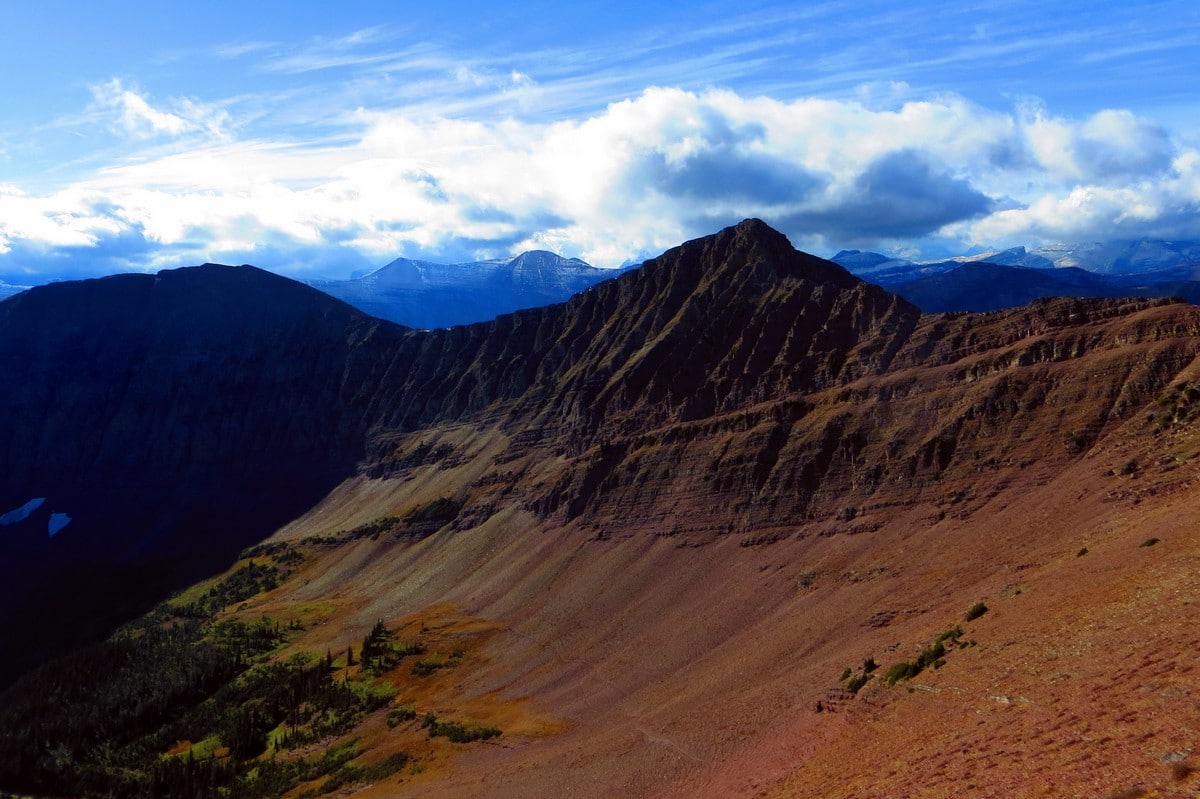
2 84 1197 280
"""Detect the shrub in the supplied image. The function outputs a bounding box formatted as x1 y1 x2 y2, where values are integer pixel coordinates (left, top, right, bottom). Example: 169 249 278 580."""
404 497 463 524
915 641 945 670
884 628 962 685
386 706 417 728
846 673 871 694
1140 537 1160 548
933 627 963 646
361 751 410 780
412 658 449 678
1077 547 1089 557
965 602 989 621
884 662 918 685
1063 430 1088 453
426 719 501 743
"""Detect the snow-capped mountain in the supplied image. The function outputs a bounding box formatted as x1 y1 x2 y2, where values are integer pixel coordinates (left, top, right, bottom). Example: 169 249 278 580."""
833 239 1200 313
935 246 1056 270
834 238 1200 285
308 251 621 328
1033 239 1200 275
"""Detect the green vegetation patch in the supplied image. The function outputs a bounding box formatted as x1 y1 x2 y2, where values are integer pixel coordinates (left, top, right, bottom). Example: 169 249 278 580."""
884 627 966 685
302 497 465 548
421 714 501 744
386 705 418 728
0 567 412 798
359 619 425 675
305 750 411 797
403 496 463 524
411 650 463 678
170 560 283 619
839 657 878 695
845 673 872 694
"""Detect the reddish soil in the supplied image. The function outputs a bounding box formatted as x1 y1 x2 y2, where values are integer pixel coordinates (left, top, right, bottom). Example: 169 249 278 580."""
237 392 1200 797
215 224 1200 797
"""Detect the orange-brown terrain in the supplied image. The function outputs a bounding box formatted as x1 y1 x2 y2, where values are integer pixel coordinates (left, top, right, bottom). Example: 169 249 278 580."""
5 219 1200 797
213 221 1200 797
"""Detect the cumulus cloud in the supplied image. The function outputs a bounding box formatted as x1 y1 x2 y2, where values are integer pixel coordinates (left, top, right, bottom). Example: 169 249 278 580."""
0 85 1196 281
1019 102 1175 185
1076 109 1175 181
782 150 992 243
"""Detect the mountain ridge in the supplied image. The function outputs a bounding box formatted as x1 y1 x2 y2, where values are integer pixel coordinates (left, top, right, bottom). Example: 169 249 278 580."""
5 221 1197 653
5 221 1200 796
0 219 918 681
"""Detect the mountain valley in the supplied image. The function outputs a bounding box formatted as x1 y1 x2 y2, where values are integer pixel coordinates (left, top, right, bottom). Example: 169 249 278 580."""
2 220 1200 797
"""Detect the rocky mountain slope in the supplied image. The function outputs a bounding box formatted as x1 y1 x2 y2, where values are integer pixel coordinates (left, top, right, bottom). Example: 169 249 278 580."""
4 220 1200 797
307 250 620 328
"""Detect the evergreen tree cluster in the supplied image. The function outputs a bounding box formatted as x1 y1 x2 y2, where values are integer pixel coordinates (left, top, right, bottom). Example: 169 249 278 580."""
0 549 498 798
359 619 424 675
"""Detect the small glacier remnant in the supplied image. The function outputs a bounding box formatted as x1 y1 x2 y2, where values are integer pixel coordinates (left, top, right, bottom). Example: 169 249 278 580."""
0 498 46 526
48 513 72 538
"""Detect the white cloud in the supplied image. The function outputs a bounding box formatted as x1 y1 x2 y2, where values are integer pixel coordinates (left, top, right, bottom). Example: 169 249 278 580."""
0 184 124 254
1 85 1196 279
1018 102 1175 185
91 80 230 140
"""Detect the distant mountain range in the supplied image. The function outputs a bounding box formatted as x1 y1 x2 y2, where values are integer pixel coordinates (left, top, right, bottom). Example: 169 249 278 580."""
834 239 1200 312
4 239 1198 322
0 281 30 300
307 250 622 328
317 238 1200 323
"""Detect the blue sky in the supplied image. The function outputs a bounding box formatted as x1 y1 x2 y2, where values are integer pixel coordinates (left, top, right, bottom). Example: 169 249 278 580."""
1 1 1198 283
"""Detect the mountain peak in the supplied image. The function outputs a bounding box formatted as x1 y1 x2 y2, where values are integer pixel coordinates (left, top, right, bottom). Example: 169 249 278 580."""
649 218 861 292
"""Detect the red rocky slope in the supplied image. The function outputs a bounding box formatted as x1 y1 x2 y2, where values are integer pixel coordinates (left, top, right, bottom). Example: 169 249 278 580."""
247 221 1200 796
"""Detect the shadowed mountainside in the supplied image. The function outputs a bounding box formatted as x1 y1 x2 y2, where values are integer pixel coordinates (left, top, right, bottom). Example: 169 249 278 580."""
0 265 404 684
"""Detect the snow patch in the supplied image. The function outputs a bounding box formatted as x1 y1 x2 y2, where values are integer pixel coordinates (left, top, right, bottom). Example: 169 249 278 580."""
0 497 46 525
48 513 72 538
